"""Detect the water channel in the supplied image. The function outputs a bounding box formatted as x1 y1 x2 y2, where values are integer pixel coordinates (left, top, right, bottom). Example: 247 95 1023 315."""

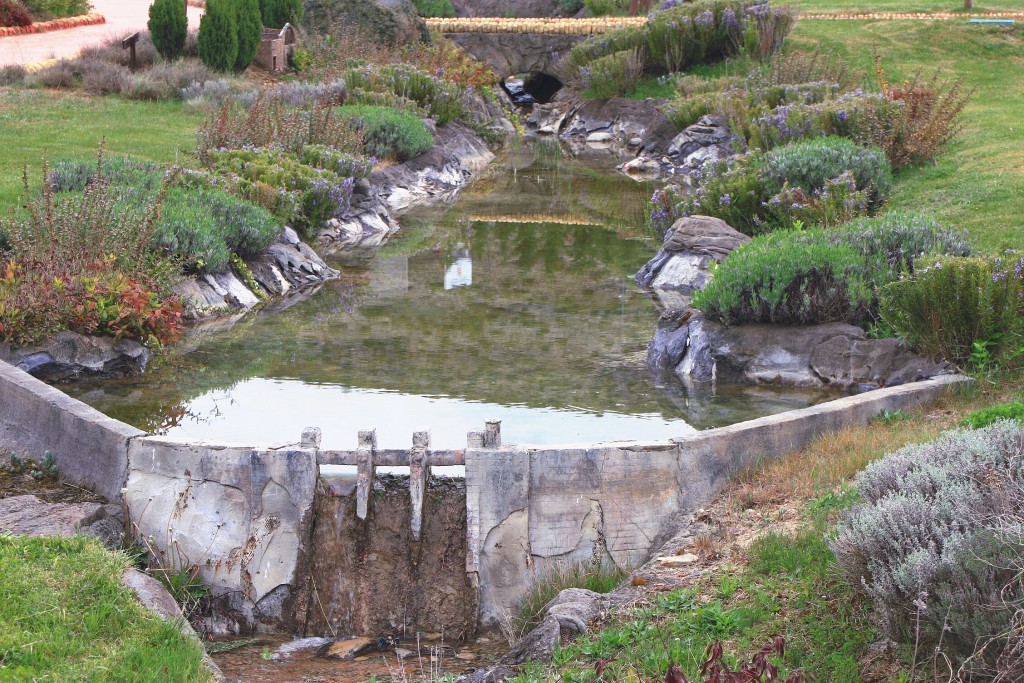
63 138 831 450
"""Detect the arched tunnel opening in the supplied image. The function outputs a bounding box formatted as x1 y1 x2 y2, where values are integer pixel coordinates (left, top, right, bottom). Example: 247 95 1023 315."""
503 72 563 107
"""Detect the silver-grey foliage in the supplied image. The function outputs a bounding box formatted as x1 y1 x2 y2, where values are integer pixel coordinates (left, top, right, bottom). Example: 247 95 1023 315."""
832 421 1024 675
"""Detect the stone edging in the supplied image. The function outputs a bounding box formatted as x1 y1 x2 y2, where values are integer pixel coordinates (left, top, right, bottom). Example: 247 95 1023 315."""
803 11 1024 20
0 12 105 39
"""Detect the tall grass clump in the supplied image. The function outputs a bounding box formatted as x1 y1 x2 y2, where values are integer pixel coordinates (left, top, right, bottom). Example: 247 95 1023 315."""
0 158 183 347
511 560 626 639
341 62 467 125
879 252 1024 366
832 422 1024 677
579 48 644 99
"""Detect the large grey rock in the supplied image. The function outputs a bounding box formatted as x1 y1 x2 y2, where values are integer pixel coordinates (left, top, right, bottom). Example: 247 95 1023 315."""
503 588 609 664
175 228 339 319
635 216 750 298
0 494 102 536
303 0 428 45
657 310 952 390
0 331 150 381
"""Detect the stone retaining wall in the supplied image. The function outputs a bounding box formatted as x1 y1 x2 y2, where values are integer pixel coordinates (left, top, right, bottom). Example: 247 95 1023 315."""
0 357 967 632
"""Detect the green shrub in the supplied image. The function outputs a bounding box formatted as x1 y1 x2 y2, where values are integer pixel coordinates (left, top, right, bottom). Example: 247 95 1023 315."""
560 0 584 12
342 62 466 125
879 253 1024 364
337 104 433 161
692 228 873 325
580 48 644 100
155 187 280 273
691 215 972 326
260 0 301 28
764 136 892 209
204 146 356 236
410 0 454 17
961 402 1024 429
148 0 187 61
197 0 238 73
18 0 89 20
832 422 1024 671
233 0 262 71
584 0 629 16
299 145 374 177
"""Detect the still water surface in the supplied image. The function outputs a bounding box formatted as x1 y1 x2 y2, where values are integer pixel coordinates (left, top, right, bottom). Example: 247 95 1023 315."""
63 139 830 449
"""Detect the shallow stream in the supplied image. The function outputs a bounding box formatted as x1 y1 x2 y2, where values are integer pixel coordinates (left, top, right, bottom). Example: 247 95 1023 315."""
63 138 830 450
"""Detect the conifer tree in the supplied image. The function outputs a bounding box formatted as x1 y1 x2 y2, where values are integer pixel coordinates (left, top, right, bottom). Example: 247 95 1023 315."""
148 0 188 61
198 0 239 72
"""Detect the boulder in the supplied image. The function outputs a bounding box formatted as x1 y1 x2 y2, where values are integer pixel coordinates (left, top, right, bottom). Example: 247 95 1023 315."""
635 216 750 296
654 310 952 390
0 494 123 548
502 588 609 665
0 331 151 381
303 0 428 46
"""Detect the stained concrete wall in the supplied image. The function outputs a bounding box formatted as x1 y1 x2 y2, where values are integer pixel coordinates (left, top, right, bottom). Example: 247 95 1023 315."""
125 436 318 632
467 374 966 625
0 359 142 502
0 355 967 634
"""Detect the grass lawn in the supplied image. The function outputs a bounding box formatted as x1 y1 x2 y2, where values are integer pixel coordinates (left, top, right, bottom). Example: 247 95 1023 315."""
788 19 1024 250
796 0 1024 13
0 534 210 682
0 89 202 210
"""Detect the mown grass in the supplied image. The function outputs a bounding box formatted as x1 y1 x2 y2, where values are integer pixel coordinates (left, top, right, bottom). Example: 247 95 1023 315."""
0 89 202 210
796 0 1023 13
787 19 1024 251
0 534 210 682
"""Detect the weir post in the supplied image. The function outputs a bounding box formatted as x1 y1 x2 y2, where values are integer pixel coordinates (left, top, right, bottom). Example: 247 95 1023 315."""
410 429 430 541
355 429 376 520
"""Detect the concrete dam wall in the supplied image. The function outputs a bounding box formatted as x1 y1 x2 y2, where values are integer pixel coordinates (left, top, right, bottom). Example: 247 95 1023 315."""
0 357 966 635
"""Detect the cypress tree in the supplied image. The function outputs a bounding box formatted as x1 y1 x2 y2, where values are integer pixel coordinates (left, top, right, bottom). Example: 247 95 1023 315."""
234 0 263 71
260 0 301 28
198 0 239 72
147 0 188 61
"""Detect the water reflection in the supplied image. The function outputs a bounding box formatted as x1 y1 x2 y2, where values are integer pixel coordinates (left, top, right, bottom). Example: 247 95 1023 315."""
62 139 835 448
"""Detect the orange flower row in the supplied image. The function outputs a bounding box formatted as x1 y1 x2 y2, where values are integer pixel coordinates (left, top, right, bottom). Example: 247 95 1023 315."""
0 12 105 38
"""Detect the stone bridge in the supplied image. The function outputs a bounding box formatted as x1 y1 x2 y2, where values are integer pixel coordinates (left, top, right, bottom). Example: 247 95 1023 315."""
425 16 645 80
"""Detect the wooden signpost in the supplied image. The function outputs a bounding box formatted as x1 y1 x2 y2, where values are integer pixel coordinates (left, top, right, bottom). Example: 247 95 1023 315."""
121 32 139 72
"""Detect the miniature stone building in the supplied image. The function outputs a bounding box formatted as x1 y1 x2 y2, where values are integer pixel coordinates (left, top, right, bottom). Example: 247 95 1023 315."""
255 23 297 73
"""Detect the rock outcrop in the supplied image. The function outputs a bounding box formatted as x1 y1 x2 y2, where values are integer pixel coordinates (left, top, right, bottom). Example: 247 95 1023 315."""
318 122 496 256
173 226 340 320
635 215 750 308
651 309 952 391
0 494 123 547
0 331 152 381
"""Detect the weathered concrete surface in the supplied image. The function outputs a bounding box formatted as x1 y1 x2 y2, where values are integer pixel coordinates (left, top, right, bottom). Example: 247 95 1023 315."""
125 437 318 632
670 374 968 508
305 475 477 639
467 374 968 625
0 359 142 503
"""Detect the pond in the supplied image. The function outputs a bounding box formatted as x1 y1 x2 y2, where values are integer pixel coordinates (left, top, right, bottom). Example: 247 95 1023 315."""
62 138 831 450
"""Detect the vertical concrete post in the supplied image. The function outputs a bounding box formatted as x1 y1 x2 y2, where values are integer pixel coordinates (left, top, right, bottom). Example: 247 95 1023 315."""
356 429 376 521
410 429 430 541
300 427 321 449
484 419 501 449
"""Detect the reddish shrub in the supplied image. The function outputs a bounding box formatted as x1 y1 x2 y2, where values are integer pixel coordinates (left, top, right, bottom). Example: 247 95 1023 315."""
0 0 33 27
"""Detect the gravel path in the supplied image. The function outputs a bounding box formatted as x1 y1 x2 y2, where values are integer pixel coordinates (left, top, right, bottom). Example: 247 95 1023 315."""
0 0 203 67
